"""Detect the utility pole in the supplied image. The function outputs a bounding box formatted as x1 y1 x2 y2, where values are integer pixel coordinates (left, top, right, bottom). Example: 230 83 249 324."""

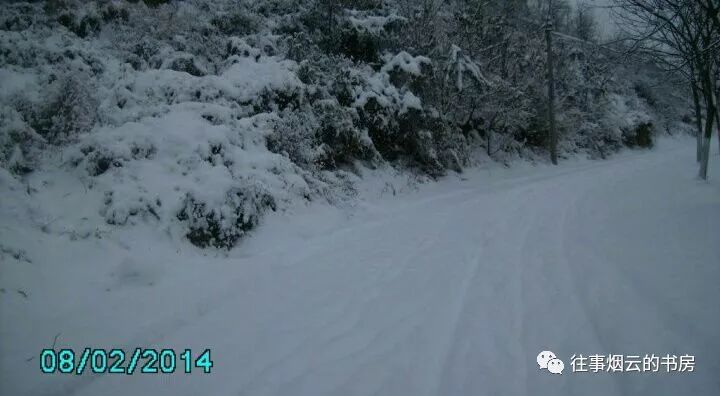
545 19 558 165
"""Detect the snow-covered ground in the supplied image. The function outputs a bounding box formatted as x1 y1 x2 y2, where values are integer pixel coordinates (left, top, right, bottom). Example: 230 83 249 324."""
1 137 718 395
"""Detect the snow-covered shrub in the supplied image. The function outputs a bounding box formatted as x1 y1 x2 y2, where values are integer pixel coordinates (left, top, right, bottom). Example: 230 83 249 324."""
211 11 259 37
314 99 376 169
139 0 172 7
0 106 43 175
266 110 320 168
267 100 376 171
344 0 385 11
177 186 277 249
624 122 654 148
337 50 471 176
382 51 433 92
633 82 657 108
255 88 304 113
335 29 381 64
600 93 655 150
63 14 101 38
100 4 130 24
574 120 615 159
401 110 469 176
51 2 103 39
66 107 313 249
43 0 68 15
357 102 459 177
254 0 300 18
0 0 692 251
305 6 403 65
629 65 691 136
284 32 319 63
20 75 97 145
227 37 263 59
76 137 157 177
1 2 38 32
166 55 207 77
121 0 170 7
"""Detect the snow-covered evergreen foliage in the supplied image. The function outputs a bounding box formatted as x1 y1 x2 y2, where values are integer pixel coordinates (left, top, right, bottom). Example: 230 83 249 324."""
0 0 693 248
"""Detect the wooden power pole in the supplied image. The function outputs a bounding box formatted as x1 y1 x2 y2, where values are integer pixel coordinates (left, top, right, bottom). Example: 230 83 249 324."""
545 20 559 165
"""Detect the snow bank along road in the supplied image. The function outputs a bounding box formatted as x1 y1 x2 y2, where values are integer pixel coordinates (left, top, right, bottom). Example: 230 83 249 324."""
1 138 719 395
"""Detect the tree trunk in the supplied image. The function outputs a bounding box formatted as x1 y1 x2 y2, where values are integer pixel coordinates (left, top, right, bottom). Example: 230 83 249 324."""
487 128 492 157
716 105 720 156
699 104 713 180
699 135 712 179
325 1 336 35
545 26 558 165
698 70 716 180
714 87 720 155
691 81 703 161
500 33 509 79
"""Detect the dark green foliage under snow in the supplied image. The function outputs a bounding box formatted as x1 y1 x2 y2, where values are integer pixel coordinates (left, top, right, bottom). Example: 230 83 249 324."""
0 0 693 249
177 189 277 249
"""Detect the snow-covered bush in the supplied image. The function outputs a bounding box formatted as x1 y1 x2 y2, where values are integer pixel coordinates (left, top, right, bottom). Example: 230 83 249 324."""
22 75 97 144
600 93 655 148
0 106 42 175
177 186 277 249
124 0 171 8
66 107 314 249
266 110 320 168
314 99 376 169
211 11 259 37
304 5 404 65
0 0 692 250
342 50 472 176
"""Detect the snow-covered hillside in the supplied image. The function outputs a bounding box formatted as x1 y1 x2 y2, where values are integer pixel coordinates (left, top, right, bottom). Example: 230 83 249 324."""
0 0 695 249
1 137 718 395
1 1 716 395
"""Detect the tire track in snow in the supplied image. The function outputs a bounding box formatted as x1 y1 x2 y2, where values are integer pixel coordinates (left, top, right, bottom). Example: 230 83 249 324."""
238 204 460 396
432 187 537 395
57 140 712 396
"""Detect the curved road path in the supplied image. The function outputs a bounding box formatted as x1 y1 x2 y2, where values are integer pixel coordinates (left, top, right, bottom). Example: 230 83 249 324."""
9 140 720 396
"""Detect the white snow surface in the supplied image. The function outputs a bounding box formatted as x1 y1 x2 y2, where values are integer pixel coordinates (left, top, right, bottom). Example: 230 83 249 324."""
346 12 406 35
381 52 431 76
1 137 719 395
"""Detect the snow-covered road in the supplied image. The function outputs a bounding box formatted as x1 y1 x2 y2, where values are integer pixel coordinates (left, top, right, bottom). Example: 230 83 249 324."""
2 138 719 395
